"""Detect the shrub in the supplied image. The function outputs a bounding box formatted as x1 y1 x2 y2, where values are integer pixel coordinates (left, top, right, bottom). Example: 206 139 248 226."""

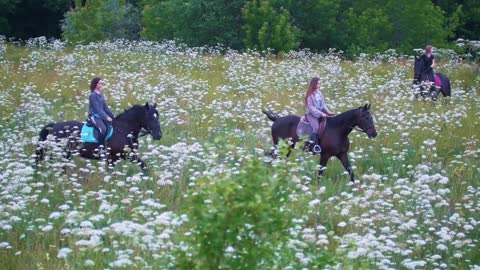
61 0 141 44
175 158 296 269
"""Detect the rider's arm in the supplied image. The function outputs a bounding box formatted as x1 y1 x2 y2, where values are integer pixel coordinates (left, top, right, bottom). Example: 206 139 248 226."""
322 106 332 115
103 102 115 119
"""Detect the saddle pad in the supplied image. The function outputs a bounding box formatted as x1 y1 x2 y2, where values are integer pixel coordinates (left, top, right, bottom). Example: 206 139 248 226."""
296 116 327 138
434 74 442 87
296 116 313 137
80 123 113 143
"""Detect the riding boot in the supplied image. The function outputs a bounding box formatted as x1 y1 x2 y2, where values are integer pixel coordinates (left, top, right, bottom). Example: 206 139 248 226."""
99 134 107 147
309 134 321 153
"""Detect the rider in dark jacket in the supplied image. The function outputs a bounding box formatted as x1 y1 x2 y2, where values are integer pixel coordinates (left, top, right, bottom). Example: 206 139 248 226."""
88 77 114 145
420 45 435 83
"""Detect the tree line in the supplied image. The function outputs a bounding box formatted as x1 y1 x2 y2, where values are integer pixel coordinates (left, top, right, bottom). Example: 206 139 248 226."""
1 0 478 55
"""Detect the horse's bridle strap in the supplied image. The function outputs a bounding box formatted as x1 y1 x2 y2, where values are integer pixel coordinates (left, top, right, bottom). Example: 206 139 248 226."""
351 126 367 134
139 129 151 137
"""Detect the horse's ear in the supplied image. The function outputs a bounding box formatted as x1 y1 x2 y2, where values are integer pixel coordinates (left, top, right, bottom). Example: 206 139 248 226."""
145 102 150 110
367 104 371 110
153 103 157 109
363 104 368 110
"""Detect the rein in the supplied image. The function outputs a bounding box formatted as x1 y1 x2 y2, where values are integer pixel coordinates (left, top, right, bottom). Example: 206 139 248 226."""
353 126 367 133
139 130 151 137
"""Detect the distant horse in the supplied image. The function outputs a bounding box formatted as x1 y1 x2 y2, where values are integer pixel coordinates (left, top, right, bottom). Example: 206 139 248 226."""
36 103 162 172
263 104 377 182
413 56 451 100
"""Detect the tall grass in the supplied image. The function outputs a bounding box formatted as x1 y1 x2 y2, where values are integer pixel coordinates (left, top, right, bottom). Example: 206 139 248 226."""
0 39 479 269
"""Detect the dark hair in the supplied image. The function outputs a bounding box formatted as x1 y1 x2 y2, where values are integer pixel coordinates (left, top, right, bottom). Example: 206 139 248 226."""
90 77 102 91
304 77 320 108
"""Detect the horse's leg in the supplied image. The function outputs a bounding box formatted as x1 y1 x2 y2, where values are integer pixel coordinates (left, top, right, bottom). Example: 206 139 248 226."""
62 136 77 160
107 156 117 171
128 152 148 174
441 81 451 97
285 145 295 157
337 152 354 182
431 86 439 101
35 123 55 165
317 153 331 183
268 133 279 158
137 158 148 174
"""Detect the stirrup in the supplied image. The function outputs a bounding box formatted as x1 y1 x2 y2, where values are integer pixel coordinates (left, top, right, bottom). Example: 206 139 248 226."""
313 144 321 153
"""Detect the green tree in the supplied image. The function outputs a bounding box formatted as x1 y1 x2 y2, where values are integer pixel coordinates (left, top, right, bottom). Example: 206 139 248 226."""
141 0 177 41
287 0 342 52
456 0 480 40
242 0 298 53
333 0 454 54
1 0 73 39
386 0 450 50
0 0 19 35
62 0 141 44
343 7 393 54
142 0 246 49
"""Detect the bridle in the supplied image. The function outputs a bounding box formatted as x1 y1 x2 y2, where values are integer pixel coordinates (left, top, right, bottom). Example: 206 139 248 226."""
350 111 373 135
139 129 151 137
353 126 367 133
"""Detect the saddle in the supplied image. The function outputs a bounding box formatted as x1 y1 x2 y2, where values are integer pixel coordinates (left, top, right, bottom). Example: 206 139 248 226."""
296 115 326 139
81 118 113 143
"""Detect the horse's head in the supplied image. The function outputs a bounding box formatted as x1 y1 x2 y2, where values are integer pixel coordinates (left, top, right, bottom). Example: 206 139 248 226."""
143 102 162 140
356 104 377 139
414 56 425 83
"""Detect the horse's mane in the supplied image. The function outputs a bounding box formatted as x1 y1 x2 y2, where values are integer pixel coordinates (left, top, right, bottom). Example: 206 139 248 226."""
115 105 145 122
327 108 359 127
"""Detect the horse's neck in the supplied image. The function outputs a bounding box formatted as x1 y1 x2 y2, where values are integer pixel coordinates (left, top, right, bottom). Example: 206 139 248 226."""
328 110 357 136
115 111 144 136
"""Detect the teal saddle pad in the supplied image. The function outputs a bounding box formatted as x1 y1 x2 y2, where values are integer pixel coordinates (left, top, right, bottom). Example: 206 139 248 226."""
80 124 113 143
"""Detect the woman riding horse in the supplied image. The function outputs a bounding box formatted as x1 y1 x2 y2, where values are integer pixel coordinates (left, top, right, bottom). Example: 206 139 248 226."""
263 104 377 182
36 103 162 172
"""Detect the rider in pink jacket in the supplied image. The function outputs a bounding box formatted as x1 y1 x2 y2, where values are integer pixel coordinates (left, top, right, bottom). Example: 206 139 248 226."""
305 77 334 153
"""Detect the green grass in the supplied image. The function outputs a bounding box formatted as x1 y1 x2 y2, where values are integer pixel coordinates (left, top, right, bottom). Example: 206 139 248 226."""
1 42 479 269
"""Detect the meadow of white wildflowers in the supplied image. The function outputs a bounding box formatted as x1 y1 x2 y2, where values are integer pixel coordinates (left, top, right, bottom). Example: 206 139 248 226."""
0 38 479 269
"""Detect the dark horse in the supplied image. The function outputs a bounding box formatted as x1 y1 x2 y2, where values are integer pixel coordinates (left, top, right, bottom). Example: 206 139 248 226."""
413 56 451 100
263 104 377 182
35 103 162 172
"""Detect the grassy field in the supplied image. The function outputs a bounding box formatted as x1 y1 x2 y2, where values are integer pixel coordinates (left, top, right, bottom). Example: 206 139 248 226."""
0 38 479 269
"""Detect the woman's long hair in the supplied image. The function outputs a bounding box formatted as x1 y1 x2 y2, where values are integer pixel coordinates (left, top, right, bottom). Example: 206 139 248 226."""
90 77 102 92
304 77 320 108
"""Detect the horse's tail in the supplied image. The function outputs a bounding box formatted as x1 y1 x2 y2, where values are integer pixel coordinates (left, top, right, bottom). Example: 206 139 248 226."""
35 123 54 163
262 109 279 122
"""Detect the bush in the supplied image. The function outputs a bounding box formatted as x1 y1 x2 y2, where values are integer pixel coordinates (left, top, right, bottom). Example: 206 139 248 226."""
61 0 141 44
174 158 297 269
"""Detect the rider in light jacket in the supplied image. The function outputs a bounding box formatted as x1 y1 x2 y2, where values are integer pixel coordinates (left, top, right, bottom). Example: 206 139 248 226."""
305 77 334 153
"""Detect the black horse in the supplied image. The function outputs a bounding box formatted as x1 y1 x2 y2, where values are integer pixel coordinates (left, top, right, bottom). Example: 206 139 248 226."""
36 103 162 172
413 56 451 100
263 104 377 182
